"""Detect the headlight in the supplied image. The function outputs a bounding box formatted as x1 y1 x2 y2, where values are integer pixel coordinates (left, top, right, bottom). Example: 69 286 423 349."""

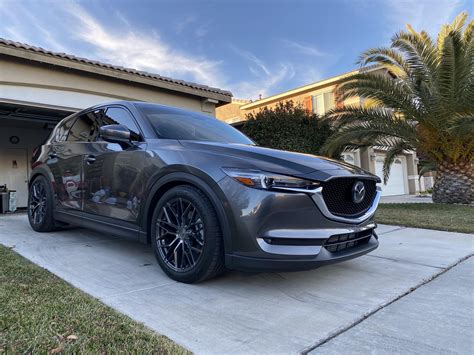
222 168 320 193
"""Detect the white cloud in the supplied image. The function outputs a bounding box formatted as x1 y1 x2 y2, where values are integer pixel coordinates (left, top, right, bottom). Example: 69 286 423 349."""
231 46 271 76
0 1 325 101
174 15 210 39
174 15 196 34
194 24 210 38
62 2 225 88
282 39 326 57
232 63 296 99
0 1 68 51
229 45 297 99
384 0 466 36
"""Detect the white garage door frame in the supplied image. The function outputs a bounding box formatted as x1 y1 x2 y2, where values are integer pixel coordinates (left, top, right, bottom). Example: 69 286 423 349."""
375 154 409 196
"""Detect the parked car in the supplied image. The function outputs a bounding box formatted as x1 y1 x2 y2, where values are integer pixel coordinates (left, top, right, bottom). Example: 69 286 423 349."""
28 101 381 283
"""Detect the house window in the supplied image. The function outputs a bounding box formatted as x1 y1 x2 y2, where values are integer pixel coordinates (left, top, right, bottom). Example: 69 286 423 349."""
342 154 354 163
312 92 335 115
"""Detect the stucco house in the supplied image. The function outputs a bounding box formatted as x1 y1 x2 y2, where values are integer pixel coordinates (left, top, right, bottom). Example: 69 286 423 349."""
0 38 232 208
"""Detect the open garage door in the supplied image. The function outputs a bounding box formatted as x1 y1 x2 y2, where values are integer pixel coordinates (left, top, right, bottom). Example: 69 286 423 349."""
0 102 73 207
375 154 408 196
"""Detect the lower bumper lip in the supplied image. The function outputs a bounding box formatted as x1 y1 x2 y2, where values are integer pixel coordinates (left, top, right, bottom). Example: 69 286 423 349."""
226 234 379 272
257 223 376 256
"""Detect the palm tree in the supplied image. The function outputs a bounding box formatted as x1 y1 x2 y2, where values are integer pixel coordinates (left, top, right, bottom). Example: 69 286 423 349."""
322 12 473 204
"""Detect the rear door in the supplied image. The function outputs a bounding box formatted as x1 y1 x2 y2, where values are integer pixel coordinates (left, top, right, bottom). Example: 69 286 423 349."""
82 105 148 223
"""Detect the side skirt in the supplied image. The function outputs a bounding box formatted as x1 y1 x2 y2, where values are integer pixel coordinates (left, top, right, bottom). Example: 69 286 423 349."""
55 210 140 241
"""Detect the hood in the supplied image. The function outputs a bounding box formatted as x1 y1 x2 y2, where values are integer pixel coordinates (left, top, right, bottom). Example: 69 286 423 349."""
177 141 378 181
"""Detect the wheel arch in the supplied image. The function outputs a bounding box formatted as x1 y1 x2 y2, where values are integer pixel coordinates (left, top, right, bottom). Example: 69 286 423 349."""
140 171 235 254
29 165 55 188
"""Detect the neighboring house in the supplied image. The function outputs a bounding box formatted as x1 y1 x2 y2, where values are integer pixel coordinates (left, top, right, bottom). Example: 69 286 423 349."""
217 67 432 196
0 38 232 208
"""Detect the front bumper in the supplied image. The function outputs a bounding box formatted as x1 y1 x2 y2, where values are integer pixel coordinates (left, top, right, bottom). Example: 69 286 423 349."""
226 224 378 272
218 176 380 272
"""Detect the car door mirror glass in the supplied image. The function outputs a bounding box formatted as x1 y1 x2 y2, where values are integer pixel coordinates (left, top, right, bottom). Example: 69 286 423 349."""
99 124 131 143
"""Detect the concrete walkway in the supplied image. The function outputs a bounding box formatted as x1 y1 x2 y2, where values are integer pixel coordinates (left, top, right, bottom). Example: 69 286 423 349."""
0 213 472 354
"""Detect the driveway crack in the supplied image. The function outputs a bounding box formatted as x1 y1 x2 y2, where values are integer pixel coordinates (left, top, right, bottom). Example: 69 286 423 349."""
377 226 407 235
100 282 175 300
365 254 444 269
299 253 473 354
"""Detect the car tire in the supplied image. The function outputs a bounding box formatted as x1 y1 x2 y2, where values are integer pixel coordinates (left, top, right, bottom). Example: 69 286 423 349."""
28 175 57 232
151 185 225 283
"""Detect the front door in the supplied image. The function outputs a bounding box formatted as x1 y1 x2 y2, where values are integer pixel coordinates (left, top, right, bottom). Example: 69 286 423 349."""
82 106 148 223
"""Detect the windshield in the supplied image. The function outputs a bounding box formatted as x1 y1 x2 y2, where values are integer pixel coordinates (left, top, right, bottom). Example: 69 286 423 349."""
136 103 254 145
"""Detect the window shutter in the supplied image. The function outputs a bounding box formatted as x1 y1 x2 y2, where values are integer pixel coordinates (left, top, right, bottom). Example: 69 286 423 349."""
334 90 343 109
303 96 313 113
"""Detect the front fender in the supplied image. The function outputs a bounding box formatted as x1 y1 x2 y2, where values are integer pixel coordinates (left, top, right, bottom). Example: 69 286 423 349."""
139 169 236 254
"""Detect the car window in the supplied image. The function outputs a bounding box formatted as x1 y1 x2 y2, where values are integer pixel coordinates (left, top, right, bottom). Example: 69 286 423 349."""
67 110 102 142
52 116 76 143
102 107 141 140
136 103 254 144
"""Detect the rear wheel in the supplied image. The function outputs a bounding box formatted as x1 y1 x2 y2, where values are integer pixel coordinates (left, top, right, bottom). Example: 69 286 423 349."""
28 175 56 232
151 185 225 283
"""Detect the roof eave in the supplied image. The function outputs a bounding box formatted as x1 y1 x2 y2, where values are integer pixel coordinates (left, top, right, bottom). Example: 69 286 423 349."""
0 45 232 104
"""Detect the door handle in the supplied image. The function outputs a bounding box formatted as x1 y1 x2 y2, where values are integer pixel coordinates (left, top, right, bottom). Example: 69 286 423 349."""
85 155 96 164
48 152 58 159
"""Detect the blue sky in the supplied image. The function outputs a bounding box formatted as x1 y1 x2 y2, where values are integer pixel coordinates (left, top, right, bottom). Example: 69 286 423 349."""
0 0 469 99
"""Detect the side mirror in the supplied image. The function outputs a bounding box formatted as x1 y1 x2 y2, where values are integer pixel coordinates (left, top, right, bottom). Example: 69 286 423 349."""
99 124 131 143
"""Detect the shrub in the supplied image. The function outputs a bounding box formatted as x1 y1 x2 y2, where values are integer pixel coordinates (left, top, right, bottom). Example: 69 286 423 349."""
239 101 334 156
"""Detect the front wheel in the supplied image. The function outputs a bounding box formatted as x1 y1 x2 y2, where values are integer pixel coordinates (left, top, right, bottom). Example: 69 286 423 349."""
28 175 56 232
151 185 225 283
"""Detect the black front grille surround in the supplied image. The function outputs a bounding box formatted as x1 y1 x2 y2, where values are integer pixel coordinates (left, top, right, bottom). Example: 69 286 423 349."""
324 229 373 253
321 178 377 218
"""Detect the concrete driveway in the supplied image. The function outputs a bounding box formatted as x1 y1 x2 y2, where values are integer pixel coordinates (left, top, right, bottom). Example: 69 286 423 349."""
0 213 472 354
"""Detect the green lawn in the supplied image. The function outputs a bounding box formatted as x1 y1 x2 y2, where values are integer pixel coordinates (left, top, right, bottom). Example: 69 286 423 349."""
0 245 187 354
375 203 474 234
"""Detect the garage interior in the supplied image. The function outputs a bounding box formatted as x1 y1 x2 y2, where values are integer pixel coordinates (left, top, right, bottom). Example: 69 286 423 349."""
0 101 74 208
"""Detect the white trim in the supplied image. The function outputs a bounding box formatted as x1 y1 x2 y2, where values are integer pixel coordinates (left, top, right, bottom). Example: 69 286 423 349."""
0 85 120 110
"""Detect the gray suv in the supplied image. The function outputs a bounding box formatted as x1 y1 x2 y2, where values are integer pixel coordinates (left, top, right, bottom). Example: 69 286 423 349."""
28 101 381 283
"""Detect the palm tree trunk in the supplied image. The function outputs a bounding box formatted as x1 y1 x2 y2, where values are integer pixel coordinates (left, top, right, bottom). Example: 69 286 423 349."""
432 160 473 204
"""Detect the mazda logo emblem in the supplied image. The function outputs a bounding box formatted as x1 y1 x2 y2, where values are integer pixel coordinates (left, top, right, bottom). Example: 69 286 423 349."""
352 181 366 203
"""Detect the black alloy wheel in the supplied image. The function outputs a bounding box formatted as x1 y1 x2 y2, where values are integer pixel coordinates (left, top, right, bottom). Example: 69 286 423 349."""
28 175 56 232
29 179 48 225
151 185 225 283
156 197 205 272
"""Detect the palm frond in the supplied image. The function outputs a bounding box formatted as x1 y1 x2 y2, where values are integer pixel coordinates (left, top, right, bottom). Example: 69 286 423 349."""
391 31 437 84
418 160 437 178
357 47 411 78
335 73 423 120
325 12 473 166
325 105 419 142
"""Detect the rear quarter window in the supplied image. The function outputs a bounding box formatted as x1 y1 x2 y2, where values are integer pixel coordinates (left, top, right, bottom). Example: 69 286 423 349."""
51 115 77 143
